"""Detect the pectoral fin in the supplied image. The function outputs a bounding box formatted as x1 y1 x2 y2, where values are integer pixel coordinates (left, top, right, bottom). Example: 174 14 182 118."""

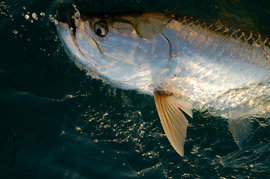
154 92 193 156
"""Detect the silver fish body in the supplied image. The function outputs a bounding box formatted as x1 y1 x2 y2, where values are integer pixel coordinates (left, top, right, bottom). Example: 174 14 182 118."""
56 12 270 156
161 20 270 119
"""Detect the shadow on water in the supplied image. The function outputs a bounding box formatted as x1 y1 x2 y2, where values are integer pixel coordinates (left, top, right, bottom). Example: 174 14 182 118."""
0 0 270 178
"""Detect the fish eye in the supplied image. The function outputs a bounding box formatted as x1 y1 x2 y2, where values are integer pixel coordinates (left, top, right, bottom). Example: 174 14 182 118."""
93 20 108 37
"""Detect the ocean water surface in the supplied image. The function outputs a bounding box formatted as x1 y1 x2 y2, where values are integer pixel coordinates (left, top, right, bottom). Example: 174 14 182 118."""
1 0 270 178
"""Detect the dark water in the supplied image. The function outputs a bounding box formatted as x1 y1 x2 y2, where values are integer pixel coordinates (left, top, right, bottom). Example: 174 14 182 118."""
1 0 270 178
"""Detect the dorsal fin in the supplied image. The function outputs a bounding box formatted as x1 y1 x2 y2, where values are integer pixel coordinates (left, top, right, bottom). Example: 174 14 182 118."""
154 92 193 156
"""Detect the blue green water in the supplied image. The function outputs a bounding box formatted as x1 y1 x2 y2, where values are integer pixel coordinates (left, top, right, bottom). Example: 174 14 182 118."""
1 0 270 178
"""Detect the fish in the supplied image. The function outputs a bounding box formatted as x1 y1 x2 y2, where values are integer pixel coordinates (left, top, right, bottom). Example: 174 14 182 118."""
56 11 270 157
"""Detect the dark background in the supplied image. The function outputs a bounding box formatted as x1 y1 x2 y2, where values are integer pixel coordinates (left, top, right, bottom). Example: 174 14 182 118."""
0 0 270 178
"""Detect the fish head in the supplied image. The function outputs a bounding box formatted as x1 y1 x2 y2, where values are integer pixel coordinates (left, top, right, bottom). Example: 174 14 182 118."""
57 13 172 92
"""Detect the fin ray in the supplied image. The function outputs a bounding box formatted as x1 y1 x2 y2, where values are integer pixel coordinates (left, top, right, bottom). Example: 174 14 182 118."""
171 96 193 118
167 100 187 133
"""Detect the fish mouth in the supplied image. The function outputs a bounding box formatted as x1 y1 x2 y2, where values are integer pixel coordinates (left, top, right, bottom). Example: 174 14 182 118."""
68 19 77 38
57 18 114 68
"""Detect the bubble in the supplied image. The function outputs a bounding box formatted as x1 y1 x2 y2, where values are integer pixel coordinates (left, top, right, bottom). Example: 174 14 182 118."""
12 30 18 34
24 14 29 20
40 12 45 17
75 126 82 131
32 13 38 20
72 4 81 19
49 14 59 25
54 35 59 42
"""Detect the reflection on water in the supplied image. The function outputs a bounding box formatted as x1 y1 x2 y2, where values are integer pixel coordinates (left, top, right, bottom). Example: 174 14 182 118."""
0 0 270 178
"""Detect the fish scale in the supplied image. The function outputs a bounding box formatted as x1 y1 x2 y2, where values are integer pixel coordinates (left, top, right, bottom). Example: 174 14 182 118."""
166 20 270 84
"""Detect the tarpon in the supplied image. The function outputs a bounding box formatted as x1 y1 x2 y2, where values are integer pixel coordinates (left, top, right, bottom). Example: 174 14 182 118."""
56 11 270 156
